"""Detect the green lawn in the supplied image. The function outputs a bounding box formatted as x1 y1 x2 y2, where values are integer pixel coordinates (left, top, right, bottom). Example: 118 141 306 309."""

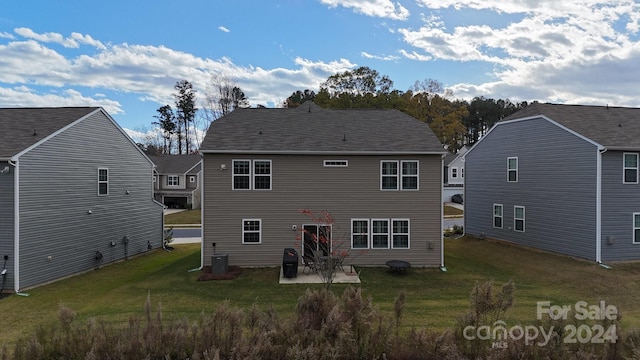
164 209 201 225
2 237 640 347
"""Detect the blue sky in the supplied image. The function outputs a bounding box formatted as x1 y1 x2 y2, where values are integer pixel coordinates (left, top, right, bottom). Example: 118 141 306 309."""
1 0 640 141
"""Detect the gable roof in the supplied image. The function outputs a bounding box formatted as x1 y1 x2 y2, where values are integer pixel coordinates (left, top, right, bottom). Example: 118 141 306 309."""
0 107 101 159
200 102 446 154
502 103 640 151
149 154 202 174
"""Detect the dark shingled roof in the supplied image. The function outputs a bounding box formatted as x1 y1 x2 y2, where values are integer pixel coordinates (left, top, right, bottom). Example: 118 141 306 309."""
0 107 100 159
148 154 202 174
503 103 640 150
200 102 446 154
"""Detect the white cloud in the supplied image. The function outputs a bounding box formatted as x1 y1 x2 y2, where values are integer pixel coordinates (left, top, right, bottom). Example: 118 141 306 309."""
218 26 230 33
320 0 409 20
0 32 14 39
14 27 79 48
361 51 400 61
400 1 640 106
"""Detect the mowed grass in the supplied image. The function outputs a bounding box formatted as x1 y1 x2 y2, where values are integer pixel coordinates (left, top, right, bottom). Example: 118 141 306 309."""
2 237 640 348
164 209 201 225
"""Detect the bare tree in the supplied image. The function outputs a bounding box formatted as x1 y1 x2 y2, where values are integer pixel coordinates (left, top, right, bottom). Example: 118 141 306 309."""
173 80 197 154
202 73 249 127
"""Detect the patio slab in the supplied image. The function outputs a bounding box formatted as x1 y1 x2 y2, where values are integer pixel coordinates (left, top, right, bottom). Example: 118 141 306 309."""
279 266 361 284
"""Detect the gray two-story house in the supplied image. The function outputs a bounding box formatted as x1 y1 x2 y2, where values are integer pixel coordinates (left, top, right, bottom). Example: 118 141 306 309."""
199 102 447 269
465 103 640 263
0 107 164 292
149 154 202 209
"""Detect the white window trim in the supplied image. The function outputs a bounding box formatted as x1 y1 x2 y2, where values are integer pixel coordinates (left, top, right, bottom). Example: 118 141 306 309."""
380 160 399 191
514 206 525 232
167 175 180 187
351 218 370 249
371 219 390 249
401 160 419 190
507 157 518 183
324 160 348 167
98 168 109 196
189 175 196 183
451 167 458 178
232 159 251 190
634 213 640 244
242 219 262 244
253 160 272 191
391 218 410 249
493 204 503 229
623 153 639 184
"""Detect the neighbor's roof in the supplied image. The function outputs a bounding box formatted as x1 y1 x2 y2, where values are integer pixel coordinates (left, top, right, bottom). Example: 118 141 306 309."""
0 107 101 159
503 103 640 151
200 102 445 154
149 154 202 174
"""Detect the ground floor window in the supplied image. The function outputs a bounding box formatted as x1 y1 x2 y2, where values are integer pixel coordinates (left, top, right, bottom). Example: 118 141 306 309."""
634 213 640 244
351 218 410 249
493 204 503 228
242 219 261 244
514 206 525 232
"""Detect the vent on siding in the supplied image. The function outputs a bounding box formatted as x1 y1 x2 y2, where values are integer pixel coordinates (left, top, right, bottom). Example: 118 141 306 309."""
323 160 348 167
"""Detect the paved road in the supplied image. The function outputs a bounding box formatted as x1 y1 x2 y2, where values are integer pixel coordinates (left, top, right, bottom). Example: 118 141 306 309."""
444 217 464 229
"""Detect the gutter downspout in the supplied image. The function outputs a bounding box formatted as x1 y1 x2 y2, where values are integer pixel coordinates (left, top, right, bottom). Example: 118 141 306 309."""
440 153 446 271
8 159 19 292
596 147 606 264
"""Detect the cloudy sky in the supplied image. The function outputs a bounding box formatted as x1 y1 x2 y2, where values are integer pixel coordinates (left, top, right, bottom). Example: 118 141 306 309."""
1 0 640 136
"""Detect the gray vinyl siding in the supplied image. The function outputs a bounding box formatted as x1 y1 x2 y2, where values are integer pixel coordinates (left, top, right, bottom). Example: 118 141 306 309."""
0 162 15 291
202 153 443 268
465 117 599 260
16 111 163 290
600 151 640 261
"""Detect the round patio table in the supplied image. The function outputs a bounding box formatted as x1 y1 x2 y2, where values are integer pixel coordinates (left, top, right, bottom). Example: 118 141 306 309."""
385 260 411 273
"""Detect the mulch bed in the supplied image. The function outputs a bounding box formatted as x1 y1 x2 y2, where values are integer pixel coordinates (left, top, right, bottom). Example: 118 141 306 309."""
197 265 243 281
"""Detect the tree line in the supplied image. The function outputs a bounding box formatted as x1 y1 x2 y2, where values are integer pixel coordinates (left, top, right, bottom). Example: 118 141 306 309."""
142 67 529 155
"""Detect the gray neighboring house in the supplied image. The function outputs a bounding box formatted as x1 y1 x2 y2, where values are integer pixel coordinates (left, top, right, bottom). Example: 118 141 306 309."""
443 146 467 202
199 102 447 269
464 103 640 263
0 107 164 292
149 154 202 209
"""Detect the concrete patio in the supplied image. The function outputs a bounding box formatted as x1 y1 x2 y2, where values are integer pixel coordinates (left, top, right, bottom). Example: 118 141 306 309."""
279 266 361 284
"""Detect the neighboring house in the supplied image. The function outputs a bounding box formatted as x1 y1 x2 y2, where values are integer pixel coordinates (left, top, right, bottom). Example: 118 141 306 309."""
149 154 202 209
443 146 467 202
0 107 164 292
464 103 640 263
198 102 447 269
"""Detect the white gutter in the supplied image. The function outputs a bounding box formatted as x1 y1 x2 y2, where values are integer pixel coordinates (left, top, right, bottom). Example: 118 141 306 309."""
440 153 446 269
9 159 19 292
596 147 606 264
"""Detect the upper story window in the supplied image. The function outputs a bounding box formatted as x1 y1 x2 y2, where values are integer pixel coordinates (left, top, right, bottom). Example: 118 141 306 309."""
324 160 348 167
451 167 458 178
507 157 518 182
493 204 503 228
381 160 419 190
189 176 196 183
98 168 109 196
624 153 638 184
167 175 179 186
233 159 271 190
514 206 525 232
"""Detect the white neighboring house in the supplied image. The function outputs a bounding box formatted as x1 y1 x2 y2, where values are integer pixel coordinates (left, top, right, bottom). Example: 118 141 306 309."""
443 146 467 202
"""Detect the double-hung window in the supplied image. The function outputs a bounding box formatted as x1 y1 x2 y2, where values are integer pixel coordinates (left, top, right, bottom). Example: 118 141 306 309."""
634 213 640 244
233 160 271 190
507 157 518 182
242 219 261 244
167 175 179 186
624 153 638 183
514 206 525 232
391 219 410 248
381 160 418 190
351 219 369 249
371 219 389 249
493 204 503 228
98 168 109 196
